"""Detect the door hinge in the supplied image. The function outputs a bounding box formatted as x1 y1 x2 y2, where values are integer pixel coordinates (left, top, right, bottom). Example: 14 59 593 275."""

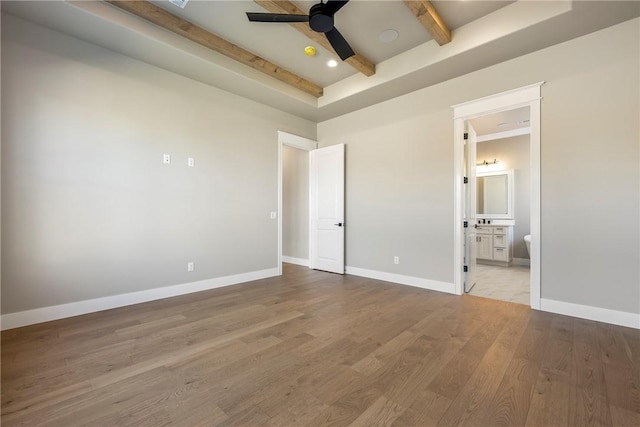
463 221 468 228
463 133 468 140
463 176 468 184
463 265 468 272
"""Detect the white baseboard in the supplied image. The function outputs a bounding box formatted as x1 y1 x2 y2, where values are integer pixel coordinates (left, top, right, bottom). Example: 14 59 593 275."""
8 267 635 331
346 266 456 295
540 298 639 329
512 258 531 267
0 268 279 331
282 256 309 267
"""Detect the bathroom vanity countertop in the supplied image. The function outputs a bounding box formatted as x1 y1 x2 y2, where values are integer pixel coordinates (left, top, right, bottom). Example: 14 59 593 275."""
477 219 515 226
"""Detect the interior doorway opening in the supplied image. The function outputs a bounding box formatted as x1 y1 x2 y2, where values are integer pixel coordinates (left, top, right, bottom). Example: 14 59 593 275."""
453 83 543 309
277 131 317 275
464 107 532 305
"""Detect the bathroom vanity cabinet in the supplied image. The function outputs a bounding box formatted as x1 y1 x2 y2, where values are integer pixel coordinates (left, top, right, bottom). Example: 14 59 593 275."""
476 225 513 266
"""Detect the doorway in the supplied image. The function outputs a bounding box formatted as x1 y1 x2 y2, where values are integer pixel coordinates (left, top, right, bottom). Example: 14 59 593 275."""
453 83 542 309
277 132 346 276
277 131 316 275
466 107 531 304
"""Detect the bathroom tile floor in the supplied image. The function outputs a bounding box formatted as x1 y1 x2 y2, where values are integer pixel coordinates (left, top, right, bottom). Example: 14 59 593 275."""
468 264 530 305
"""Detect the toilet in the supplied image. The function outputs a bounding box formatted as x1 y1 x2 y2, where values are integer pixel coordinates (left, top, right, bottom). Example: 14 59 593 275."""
524 234 531 256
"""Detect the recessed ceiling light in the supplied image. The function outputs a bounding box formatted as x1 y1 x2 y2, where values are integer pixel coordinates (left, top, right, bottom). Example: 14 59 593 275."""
327 59 338 68
378 29 399 43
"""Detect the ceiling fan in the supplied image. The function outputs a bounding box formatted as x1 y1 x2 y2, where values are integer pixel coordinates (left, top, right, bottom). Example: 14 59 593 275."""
246 0 355 61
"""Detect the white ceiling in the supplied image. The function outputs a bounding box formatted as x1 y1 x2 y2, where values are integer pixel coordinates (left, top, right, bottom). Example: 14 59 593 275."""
143 0 515 87
2 1 639 122
469 106 530 136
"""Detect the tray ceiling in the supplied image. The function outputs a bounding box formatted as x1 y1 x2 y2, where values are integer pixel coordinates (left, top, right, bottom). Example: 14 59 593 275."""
2 1 639 121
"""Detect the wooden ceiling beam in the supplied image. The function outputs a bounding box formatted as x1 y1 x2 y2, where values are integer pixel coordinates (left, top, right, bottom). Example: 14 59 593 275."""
254 0 376 77
403 1 451 45
107 1 323 97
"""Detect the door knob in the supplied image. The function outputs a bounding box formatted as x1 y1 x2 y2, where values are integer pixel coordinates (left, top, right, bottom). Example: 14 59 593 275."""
334 222 343 227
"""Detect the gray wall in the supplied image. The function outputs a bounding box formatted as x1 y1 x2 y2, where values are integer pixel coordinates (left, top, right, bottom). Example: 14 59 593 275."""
477 135 531 260
282 145 309 260
1 15 316 314
322 112 455 283
318 18 639 315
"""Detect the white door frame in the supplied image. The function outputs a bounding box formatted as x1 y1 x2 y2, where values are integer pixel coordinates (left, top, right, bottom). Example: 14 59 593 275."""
277 131 317 275
452 82 543 309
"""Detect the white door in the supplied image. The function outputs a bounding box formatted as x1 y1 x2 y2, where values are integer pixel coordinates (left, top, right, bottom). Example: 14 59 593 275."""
309 144 345 274
464 125 478 292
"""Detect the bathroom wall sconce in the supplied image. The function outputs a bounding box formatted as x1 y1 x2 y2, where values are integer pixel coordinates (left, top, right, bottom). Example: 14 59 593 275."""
477 158 499 166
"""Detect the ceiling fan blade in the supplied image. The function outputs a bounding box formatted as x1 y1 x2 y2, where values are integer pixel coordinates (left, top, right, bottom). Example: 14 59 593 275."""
246 12 309 23
323 0 349 16
325 27 355 61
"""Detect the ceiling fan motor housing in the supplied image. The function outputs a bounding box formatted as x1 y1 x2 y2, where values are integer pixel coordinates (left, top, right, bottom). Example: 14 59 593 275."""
309 3 334 33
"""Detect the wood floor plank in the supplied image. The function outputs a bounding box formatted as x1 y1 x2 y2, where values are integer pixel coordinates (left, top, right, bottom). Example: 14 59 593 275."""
349 395 407 426
597 322 638 421
262 390 328 426
480 312 553 426
114 314 188 337
426 310 510 400
391 389 453 426
569 319 613 426
2 264 638 426
437 305 530 426
5 367 173 426
525 315 576 426
367 334 435 403
306 383 382 427
90 311 304 390
381 334 463 410
209 335 315 416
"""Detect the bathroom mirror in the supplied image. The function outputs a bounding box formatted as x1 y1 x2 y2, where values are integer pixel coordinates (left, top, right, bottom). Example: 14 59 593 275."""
476 170 514 219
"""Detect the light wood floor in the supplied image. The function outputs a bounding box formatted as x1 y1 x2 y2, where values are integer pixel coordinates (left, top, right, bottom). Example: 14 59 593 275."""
2 264 638 426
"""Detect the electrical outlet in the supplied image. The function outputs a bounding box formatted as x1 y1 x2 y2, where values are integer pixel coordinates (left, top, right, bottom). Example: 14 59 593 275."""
163 154 171 164
394 256 400 265
187 262 194 272
187 157 195 167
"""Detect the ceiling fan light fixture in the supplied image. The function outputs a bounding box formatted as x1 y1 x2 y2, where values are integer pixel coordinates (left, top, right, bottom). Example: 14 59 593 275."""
309 3 334 33
304 46 317 56
246 0 355 62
